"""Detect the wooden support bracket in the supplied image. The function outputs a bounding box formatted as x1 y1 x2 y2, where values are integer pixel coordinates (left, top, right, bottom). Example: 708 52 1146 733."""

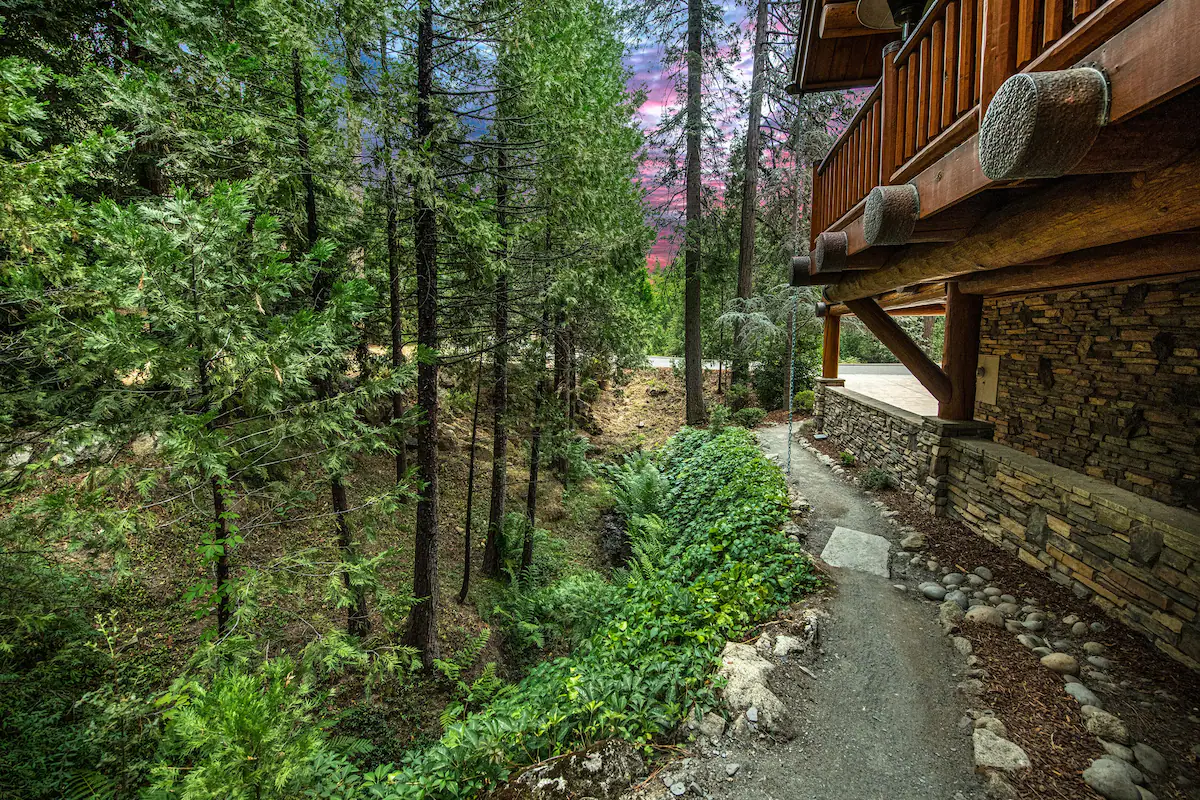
844 296 953 402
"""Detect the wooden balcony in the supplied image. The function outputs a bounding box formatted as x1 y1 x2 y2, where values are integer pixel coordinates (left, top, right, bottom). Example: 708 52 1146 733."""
808 0 1179 253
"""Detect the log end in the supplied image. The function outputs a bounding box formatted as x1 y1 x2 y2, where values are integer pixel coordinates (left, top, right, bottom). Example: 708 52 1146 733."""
815 301 830 318
979 68 1109 181
813 231 849 274
791 255 812 286
864 184 920 246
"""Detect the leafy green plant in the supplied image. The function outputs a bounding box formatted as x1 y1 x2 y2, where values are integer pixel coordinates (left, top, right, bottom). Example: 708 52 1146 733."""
604 451 668 519
703 404 729 435
861 468 894 491
792 390 815 413
732 407 767 428
725 383 751 412
839 451 857 466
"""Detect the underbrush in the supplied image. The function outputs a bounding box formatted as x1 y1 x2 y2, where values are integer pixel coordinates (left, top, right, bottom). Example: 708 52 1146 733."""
7 427 818 799
306 426 820 798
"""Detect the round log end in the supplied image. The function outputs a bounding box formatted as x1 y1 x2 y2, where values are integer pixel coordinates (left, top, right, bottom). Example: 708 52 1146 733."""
979 67 1109 181
790 255 812 286
863 184 920 246
813 231 849 274
815 301 830 318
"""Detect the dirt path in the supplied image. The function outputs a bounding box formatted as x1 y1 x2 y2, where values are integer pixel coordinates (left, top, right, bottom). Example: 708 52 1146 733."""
715 424 983 800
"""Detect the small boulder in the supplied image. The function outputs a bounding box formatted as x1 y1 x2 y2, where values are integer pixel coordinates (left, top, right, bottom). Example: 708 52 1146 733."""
1084 758 1140 800
1040 653 1080 675
922 584 949 601
900 533 926 550
944 573 966 586
974 566 994 581
773 635 805 658
965 606 1005 628
973 729 1031 772
953 637 973 656
716 643 785 732
939 600 965 633
946 589 969 610
1086 710 1131 745
974 716 1009 738
995 603 1021 618
1100 740 1135 762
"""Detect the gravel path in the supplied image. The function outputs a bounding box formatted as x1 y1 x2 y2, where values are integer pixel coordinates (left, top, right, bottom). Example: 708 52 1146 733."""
730 424 982 800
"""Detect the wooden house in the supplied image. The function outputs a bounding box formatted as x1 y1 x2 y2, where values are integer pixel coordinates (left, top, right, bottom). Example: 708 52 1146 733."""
789 0 1200 667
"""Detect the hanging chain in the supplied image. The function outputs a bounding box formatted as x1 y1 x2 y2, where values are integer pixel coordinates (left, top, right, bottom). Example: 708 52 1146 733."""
786 292 798 477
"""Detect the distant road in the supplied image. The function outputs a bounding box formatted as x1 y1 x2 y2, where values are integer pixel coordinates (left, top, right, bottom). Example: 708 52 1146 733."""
645 357 905 374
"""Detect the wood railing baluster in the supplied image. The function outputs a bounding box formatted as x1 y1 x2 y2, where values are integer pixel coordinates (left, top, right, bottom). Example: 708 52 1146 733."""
943 2 959 128
930 18 945 141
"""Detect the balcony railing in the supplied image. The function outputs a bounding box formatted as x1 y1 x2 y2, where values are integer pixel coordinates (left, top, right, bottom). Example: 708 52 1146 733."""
810 0 1153 249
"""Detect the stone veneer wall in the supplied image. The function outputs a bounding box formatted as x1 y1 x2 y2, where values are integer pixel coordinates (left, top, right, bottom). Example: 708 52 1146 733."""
947 439 1200 669
814 381 1200 670
976 277 1200 511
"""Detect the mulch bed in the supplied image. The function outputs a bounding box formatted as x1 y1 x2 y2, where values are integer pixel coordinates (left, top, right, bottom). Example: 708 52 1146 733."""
799 427 1200 800
970 625 1104 800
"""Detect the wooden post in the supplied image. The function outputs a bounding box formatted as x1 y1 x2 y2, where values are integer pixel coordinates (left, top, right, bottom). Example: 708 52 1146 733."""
939 282 983 419
822 315 840 379
844 297 953 402
980 0 1017 115
881 40 903 181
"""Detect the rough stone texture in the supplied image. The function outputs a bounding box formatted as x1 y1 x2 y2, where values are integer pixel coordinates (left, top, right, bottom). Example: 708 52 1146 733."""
1085 710 1131 744
716 643 785 731
1132 742 1167 776
1040 653 1080 675
964 606 1005 628
491 739 645 800
1083 757 1141 800
820 526 891 577
976 280 1200 510
972 729 1031 772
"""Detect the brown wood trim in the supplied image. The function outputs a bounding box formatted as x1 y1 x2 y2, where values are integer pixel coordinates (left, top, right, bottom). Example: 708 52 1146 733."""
817 81 882 176
896 0 960 63
890 106 980 185
844 297 954 401
1026 0 1163 72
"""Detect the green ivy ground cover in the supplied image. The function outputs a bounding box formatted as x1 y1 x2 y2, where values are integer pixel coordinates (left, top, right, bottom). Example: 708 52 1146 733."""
337 426 821 799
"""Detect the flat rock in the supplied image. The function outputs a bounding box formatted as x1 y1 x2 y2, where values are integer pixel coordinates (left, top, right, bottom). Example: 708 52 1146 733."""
973 729 1031 772
1041 653 1080 675
820 526 891 577
1084 758 1140 800
1100 740 1135 762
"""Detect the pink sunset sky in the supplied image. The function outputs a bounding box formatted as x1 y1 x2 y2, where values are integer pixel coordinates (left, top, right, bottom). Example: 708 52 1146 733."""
625 5 759 273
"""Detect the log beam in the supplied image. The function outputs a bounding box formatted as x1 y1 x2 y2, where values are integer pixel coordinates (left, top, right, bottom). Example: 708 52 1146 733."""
821 314 840 379
938 283 983 420
790 256 814 286
820 2 894 38
957 232 1200 294
864 184 920 246
844 297 953 402
824 147 1200 302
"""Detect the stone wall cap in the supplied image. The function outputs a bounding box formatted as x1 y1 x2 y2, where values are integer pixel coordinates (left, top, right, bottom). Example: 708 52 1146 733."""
952 438 1200 544
826 386 926 425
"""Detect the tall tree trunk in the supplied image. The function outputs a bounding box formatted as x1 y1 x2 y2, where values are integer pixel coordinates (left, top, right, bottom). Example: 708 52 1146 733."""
405 0 440 664
552 311 568 474
683 0 706 425
483 137 510 579
210 476 232 635
567 328 578 427
522 307 550 582
733 0 768 387
381 30 409 487
294 48 369 638
459 353 484 603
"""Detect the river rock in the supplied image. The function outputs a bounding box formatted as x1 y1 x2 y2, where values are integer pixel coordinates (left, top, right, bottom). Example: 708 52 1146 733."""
1101 740 1135 762
1084 758 1141 800
1000 594 1017 604
1062 614 1080 626
1132 743 1167 776
921 583 948 601
996 603 1021 618
1072 621 1090 637
973 729 1031 772
900 533 926 550
974 716 1008 738
939 600 965 633
1017 634 1042 649
1023 619 1045 632
946 589 969 610
1084 641 1107 656
1089 655 1114 671
953 636 973 656
974 566 994 581
1041 653 1080 675
944 573 966 586
1065 682 1101 708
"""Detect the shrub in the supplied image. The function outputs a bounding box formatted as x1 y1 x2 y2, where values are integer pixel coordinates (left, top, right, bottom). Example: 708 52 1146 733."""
839 450 856 466
707 404 731 434
604 451 667 519
732 407 767 429
861 468 894 491
792 390 815 413
725 383 751 412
